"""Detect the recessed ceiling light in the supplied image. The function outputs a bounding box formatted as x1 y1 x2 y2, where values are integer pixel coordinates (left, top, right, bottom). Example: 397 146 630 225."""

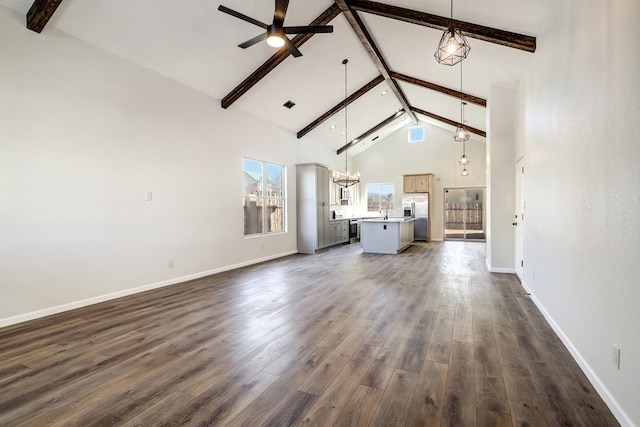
330 124 336 130
341 132 346 136
381 90 388 96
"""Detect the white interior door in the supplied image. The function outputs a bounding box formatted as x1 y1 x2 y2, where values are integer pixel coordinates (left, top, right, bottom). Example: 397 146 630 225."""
515 157 524 279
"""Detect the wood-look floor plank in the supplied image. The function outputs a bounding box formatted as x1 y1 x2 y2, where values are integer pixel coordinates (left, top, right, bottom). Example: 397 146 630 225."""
226 345 333 427
370 368 420 427
425 307 455 364
262 390 317 427
405 360 448 426
332 384 384 427
474 324 510 415
298 318 377 395
299 343 380 426
502 365 549 426
442 341 476 427
0 242 619 427
476 407 513 426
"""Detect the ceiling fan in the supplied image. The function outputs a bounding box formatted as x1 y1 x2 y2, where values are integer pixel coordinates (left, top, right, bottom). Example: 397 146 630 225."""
218 0 333 57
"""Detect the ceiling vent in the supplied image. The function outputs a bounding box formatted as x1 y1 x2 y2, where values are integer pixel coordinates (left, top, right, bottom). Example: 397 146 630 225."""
283 100 296 109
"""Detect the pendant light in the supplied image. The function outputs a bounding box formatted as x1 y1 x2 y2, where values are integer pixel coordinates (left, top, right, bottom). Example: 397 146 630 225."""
434 0 470 66
333 59 360 188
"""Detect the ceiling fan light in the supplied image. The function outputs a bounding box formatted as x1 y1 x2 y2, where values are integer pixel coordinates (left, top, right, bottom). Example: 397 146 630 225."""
266 26 285 48
267 34 284 48
435 27 470 66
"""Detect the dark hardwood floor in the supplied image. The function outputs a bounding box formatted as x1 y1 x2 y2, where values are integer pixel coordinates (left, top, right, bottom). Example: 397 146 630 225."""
0 242 619 426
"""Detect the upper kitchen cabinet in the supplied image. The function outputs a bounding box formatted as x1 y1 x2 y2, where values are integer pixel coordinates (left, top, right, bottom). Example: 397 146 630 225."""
403 174 433 193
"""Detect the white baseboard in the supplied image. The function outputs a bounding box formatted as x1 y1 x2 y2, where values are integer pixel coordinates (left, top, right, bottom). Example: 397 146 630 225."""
484 258 516 274
0 250 297 329
521 280 634 427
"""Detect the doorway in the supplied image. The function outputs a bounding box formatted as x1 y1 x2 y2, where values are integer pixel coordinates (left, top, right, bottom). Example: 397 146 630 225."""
444 188 485 241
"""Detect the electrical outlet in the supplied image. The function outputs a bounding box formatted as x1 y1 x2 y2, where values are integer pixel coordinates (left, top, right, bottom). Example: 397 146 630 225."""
612 345 621 370
168 260 174 269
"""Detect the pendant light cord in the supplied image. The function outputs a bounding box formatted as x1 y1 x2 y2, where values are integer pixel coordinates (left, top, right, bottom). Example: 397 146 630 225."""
343 58 349 175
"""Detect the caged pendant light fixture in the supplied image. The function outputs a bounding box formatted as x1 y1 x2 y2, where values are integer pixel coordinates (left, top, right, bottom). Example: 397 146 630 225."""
434 0 470 66
333 59 360 188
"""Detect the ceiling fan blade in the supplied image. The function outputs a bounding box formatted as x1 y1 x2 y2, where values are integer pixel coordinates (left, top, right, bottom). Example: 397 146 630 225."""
238 33 267 49
218 5 268 29
284 25 334 34
283 36 302 57
273 0 289 28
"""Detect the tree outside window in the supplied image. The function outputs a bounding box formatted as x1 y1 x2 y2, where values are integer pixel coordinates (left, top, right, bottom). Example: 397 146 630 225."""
367 183 395 213
243 158 286 235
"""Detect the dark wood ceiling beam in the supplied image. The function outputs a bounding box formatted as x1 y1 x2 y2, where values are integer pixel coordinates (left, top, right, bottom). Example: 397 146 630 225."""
412 106 486 138
347 0 536 52
26 0 64 33
221 4 341 109
337 110 405 155
297 74 384 139
391 71 486 107
335 0 418 124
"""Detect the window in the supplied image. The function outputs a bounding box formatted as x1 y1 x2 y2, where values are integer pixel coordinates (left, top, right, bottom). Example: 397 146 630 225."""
243 158 286 235
408 126 424 143
367 183 395 213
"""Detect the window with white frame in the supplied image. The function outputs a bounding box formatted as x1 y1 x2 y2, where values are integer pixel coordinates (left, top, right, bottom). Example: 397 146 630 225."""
366 183 395 213
243 158 286 235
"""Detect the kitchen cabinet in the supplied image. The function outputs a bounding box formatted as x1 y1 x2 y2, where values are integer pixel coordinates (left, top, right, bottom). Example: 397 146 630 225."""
361 218 415 254
329 219 349 245
403 173 432 193
297 163 332 254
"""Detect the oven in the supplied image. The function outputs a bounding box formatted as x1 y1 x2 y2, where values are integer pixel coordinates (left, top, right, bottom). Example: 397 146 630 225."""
349 218 360 243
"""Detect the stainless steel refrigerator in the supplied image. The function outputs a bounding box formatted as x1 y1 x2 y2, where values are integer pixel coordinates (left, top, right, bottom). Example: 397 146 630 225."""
402 193 429 241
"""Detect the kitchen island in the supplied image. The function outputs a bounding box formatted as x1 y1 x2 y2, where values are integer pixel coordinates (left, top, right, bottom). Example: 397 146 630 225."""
360 217 415 254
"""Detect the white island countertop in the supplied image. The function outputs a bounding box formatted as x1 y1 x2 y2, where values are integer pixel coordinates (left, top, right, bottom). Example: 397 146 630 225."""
361 218 415 254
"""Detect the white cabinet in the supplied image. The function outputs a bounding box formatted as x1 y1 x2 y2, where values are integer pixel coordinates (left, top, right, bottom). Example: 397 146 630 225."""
297 163 331 254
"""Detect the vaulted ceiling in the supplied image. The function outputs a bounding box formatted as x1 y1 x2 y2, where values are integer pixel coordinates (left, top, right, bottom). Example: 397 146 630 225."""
3 0 542 156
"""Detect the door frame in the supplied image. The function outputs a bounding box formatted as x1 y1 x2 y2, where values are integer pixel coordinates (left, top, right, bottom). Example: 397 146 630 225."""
443 187 486 242
515 157 525 279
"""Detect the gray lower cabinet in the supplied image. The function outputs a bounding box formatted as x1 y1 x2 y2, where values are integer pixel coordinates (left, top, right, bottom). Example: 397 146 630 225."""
329 219 349 246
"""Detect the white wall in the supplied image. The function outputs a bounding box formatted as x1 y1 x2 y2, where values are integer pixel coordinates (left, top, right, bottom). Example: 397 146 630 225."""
0 7 341 325
352 122 486 240
517 0 640 425
486 85 516 272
